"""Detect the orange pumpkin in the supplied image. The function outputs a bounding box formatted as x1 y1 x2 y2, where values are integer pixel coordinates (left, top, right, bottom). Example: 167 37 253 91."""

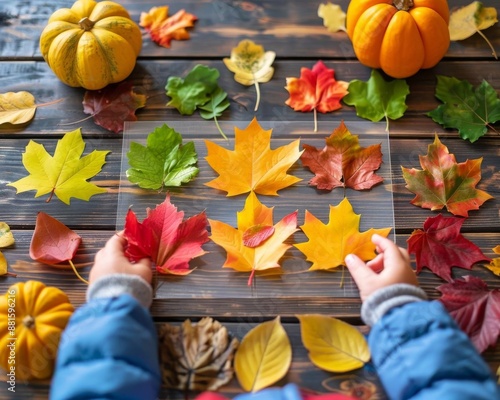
0 281 74 380
346 0 450 78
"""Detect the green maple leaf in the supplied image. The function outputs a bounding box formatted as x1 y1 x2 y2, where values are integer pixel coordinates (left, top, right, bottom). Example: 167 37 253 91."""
8 128 109 204
427 75 500 142
199 87 230 140
343 69 410 132
126 124 198 190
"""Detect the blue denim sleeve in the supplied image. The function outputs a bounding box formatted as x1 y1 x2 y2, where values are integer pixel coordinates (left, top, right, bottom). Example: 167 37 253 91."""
50 294 161 400
369 300 500 400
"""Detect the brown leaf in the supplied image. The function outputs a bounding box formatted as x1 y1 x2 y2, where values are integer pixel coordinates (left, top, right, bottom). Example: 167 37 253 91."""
158 317 239 392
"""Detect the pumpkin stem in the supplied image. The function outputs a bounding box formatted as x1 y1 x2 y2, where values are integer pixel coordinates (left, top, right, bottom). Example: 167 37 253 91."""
393 0 413 11
22 315 35 329
79 17 95 31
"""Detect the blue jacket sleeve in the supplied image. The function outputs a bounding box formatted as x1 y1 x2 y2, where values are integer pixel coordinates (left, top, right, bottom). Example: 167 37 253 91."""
50 294 161 400
369 300 500 400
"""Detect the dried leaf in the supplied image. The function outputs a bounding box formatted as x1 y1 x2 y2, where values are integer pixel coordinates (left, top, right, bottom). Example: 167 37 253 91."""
427 75 500 142
124 194 209 275
30 212 82 265
0 222 14 248
8 128 109 204
401 135 493 217
234 317 291 392
285 61 348 131
223 39 275 111
318 2 347 33
82 82 146 134
301 120 383 191
449 1 498 59
297 314 370 372
205 117 302 196
407 214 490 282
294 197 391 271
140 6 197 48
209 191 298 285
485 245 500 276
343 69 410 132
158 317 238 391
0 91 36 126
438 275 500 353
126 124 199 190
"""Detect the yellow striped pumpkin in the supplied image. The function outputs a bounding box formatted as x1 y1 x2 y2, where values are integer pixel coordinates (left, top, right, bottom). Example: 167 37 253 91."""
39 0 142 90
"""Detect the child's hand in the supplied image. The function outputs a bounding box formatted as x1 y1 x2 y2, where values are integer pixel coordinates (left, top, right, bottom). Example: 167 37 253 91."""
89 232 152 285
345 234 418 301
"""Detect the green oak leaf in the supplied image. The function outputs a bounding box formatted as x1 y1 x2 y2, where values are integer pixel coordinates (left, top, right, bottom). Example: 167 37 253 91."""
427 75 500 143
343 69 410 132
165 64 219 115
126 124 199 190
199 87 230 140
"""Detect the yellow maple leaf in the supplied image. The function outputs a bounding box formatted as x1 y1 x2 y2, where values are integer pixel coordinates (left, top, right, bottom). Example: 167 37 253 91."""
318 2 347 33
295 197 391 271
208 191 298 285
485 245 500 276
8 128 109 204
297 314 370 372
205 118 302 196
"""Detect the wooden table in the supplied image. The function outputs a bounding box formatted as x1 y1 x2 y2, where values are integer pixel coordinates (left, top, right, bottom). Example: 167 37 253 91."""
1 0 499 398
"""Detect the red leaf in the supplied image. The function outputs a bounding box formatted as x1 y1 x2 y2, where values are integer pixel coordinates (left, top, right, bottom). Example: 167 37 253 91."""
407 214 490 281
124 194 209 275
438 276 500 353
82 81 146 133
301 121 383 191
30 212 81 264
285 60 348 113
242 224 275 248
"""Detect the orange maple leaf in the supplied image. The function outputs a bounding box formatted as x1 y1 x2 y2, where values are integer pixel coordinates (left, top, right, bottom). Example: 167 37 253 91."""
140 7 197 48
205 117 303 196
295 197 391 271
285 60 348 131
209 191 298 285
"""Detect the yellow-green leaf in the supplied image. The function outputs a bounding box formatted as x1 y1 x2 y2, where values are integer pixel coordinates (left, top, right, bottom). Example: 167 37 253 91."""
0 91 37 126
449 1 498 59
234 317 291 392
0 222 14 248
318 2 346 33
8 128 109 204
297 314 370 372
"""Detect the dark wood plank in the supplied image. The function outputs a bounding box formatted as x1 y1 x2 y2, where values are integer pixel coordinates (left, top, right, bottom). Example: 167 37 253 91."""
1 0 499 59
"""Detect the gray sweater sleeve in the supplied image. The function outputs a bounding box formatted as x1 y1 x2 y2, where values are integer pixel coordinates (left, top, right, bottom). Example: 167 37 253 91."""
86 273 153 309
361 283 428 327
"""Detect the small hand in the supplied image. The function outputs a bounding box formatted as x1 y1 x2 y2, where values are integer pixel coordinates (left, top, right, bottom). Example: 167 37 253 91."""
89 232 152 285
345 234 418 301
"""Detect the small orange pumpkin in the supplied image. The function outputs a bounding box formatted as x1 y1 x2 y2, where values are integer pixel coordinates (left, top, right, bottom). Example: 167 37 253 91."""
0 281 74 380
346 0 450 78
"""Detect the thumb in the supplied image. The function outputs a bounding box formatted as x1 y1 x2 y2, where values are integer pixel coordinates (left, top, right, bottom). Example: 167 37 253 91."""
345 253 375 284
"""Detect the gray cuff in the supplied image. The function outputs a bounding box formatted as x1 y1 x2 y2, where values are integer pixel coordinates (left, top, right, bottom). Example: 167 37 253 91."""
361 284 427 327
87 274 153 309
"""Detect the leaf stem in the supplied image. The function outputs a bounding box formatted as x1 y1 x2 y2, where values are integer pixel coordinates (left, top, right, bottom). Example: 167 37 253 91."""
385 115 390 132
476 29 498 60
248 269 256 286
69 259 89 284
37 98 64 108
313 108 318 132
254 81 261 112
46 188 55 203
58 115 93 126
213 115 228 141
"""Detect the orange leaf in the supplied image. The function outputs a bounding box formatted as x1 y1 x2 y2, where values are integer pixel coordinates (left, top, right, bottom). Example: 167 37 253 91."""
208 192 298 285
205 117 303 196
295 197 391 271
140 7 197 48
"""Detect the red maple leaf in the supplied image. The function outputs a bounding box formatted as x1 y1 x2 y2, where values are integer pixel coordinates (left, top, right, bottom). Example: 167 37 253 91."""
301 120 383 191
407 214 490 282
82 82 146 133
124 195 209 275
285 60 348 131
438 276 500 353
401 135 492 217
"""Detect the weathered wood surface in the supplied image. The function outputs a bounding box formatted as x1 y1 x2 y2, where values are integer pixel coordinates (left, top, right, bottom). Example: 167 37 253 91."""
0 0 500 398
